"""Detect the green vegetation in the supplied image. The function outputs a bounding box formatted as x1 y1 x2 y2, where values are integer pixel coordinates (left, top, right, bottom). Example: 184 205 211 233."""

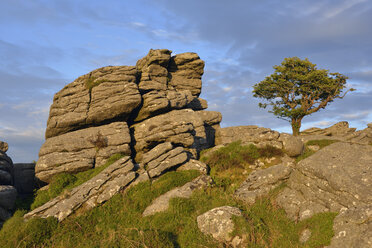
31 153 125 210
0 143 337 247
296 139 338 162
85 76 105 92
253 57 354 135
201 141 283 191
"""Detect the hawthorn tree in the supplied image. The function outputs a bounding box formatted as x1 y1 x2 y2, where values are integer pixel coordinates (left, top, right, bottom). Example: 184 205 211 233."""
252 57 355 136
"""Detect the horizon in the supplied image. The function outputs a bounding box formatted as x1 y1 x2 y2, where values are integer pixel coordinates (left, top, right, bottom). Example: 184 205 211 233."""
1 0 371 162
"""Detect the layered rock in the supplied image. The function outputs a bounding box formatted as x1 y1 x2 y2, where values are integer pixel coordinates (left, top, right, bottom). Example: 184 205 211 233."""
133 109 216 161
37 122 131 183
36 49 220 184
46 66 141 138
25 157 136 221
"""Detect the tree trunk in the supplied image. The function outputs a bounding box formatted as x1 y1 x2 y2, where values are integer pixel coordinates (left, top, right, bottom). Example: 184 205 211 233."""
291 118 302 136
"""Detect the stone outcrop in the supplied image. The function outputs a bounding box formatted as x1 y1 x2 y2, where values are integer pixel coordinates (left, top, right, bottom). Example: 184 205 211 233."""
197 206 243 243
235 164 292 205
37 122 131 183
0 141 8 153
142 175 211 216
275 142 372 247
25 157 136 221
36 49 221 183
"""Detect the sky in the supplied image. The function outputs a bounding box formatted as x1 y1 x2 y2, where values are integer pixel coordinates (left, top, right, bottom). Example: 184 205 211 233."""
1 0 371 162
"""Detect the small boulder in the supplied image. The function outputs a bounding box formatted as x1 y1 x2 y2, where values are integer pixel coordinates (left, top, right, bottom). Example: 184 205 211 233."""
197 206 242 242
279 133 304 157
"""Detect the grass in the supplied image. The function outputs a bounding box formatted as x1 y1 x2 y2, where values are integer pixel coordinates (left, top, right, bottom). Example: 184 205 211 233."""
201 141 283 191
296 139 338 162
31 153 125 210
0 142 337 248
0 171 336 248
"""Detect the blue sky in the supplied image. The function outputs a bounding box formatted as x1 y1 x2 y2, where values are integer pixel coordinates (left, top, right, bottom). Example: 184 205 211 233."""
1 0 371 162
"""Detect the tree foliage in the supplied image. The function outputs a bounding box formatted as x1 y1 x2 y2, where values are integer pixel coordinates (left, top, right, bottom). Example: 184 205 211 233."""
253 57 354 135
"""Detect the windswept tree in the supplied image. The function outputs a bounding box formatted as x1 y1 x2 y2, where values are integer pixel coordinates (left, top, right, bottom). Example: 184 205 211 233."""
253 57 355 136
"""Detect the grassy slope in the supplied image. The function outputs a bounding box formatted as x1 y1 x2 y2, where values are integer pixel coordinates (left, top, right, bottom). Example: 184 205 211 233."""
0 142 337 248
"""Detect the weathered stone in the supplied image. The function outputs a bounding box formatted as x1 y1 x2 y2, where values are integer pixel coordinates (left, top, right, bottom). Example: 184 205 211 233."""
279 133 304 157
36 122 131 183
301 121 356 137
215 126 280 146
0 151 13 174
141 142 173 165
0 185 17 210
145 147 189 178
136 49 172 70
135 90 194 122
327 206 372 248
143 175 211 216
45 66 140 138
13 163 35 194
25 157 136 221
168 52 205 96
197 206 242 242
235 164 292 205
277 142 372 221
133 109 208 161
187 97 208 110
0 141 8 153
177 159 209 174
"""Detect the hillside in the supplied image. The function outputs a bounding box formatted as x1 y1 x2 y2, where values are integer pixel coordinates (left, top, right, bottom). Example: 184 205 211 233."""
0 49 371 248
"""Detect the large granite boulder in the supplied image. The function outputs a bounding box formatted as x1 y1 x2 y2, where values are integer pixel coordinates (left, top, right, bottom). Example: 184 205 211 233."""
168 52 205 96
25 157 136 221
36 122 131 183
46 66 141 138
275 142 372 248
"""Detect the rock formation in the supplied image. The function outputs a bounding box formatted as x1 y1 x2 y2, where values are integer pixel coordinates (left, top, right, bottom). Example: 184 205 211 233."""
26 49 221 221
36 49 221 183
0 141 17 227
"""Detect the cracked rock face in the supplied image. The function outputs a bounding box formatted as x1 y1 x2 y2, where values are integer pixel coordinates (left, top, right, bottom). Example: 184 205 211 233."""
197 206 242 242
46 66 141 139
25 157 136 221
36 122 131 183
